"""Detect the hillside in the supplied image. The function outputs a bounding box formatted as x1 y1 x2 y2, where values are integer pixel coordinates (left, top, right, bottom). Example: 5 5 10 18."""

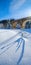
0 16 31 29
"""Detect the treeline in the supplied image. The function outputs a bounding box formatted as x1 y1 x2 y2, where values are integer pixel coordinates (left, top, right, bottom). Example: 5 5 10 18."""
0 17 31 29
0 19 22 29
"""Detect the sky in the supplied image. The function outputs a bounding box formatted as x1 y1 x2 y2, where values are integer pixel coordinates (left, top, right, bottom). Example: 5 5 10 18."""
0 0 31 20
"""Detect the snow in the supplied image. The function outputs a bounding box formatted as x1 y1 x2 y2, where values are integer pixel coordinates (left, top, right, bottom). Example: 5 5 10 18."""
0 29 31 65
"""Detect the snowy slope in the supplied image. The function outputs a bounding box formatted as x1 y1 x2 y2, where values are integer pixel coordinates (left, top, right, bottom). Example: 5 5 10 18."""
0 29 31 65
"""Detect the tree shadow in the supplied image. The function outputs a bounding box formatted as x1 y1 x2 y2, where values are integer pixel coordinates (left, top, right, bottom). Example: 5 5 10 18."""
0 32 21 55
0 31 25 65
17 39 25 65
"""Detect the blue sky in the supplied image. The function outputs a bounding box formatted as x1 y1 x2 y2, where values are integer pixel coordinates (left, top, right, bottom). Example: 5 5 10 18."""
0 0 31 20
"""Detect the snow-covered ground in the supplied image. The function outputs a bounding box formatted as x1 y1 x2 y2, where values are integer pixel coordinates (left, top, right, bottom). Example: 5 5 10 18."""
0 29 31 65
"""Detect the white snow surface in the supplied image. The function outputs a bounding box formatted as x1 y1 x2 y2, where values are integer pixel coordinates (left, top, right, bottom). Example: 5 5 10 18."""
0 29 31 65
